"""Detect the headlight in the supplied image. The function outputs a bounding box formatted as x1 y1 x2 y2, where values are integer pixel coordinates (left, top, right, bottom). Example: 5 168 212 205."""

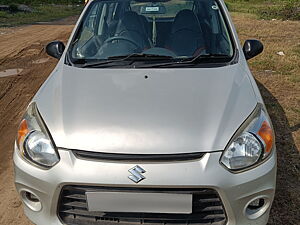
220 104 274 171
16 102 59 168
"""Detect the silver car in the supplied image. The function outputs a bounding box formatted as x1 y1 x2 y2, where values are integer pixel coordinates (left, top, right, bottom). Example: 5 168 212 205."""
14 0 276 224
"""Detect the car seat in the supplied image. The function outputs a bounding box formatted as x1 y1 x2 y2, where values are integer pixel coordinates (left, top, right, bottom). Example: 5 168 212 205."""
165 9 205 56
114 11 151 50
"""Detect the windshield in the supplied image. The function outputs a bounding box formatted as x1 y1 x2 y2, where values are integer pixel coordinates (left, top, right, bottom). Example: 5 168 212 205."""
69 0 234 66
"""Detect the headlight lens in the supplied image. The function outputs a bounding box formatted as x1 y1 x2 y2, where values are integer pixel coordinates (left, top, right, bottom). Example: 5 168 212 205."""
221 132 263 170
16 102 59 168
220 104 274 171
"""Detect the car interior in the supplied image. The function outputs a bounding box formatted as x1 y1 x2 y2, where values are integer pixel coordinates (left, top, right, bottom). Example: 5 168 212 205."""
72 0 233 60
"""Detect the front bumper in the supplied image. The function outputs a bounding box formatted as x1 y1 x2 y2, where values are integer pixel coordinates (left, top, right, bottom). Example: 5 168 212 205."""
14 148 276 225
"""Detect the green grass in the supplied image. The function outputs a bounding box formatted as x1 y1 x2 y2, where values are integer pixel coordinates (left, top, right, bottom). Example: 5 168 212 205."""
226 0 300 20
0 4 83 27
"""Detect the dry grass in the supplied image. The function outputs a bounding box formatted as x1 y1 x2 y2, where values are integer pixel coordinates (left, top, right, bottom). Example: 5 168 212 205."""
232 13 300 224
232 12 300 143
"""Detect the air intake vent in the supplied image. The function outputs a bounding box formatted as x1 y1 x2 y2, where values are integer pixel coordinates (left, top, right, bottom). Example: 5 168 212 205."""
58 186 227 225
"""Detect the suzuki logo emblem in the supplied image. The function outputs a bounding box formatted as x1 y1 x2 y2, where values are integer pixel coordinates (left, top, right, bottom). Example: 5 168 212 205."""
128 165 146 183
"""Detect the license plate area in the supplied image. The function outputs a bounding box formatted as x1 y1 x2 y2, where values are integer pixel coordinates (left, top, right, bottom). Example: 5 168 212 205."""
86 191 192 214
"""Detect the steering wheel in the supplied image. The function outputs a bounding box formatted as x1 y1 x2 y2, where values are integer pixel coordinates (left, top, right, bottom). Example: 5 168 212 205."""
104 36 141 50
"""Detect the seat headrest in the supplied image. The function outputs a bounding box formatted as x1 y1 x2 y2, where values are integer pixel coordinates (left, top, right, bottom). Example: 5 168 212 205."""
116 11 144 34
171 9 201 34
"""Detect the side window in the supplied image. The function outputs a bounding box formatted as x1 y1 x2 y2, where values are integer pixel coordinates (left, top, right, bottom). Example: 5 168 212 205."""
80 4 101 43
85 4 100 31
217 8 233 55
72 3 102 58
209 1 233 55
97 3 109 36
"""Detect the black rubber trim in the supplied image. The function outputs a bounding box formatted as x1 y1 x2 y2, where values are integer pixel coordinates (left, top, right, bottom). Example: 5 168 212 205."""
72 150 206 162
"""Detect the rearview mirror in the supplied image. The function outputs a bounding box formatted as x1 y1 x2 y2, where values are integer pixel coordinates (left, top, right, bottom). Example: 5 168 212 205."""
243 40 264 60
140 5 166 14
46 41 65 59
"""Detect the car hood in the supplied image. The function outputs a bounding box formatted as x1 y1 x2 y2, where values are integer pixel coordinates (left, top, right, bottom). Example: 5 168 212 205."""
35 64 257 154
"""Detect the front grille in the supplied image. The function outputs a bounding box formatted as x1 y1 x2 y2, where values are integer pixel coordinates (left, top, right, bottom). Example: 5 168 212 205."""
72 150 206 162
58 186 227 225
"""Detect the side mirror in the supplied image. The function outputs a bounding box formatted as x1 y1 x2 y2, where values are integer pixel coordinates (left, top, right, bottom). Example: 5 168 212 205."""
243 40 264 60
46 41 65 59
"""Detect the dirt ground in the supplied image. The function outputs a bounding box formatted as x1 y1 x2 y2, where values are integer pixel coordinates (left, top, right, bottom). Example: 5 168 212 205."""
0 15 299 225
0 19 75 225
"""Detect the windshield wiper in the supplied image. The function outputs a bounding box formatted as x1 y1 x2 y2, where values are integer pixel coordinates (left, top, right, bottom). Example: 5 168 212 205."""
136 54 232 68
108 53 174 60
79 53 174 68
